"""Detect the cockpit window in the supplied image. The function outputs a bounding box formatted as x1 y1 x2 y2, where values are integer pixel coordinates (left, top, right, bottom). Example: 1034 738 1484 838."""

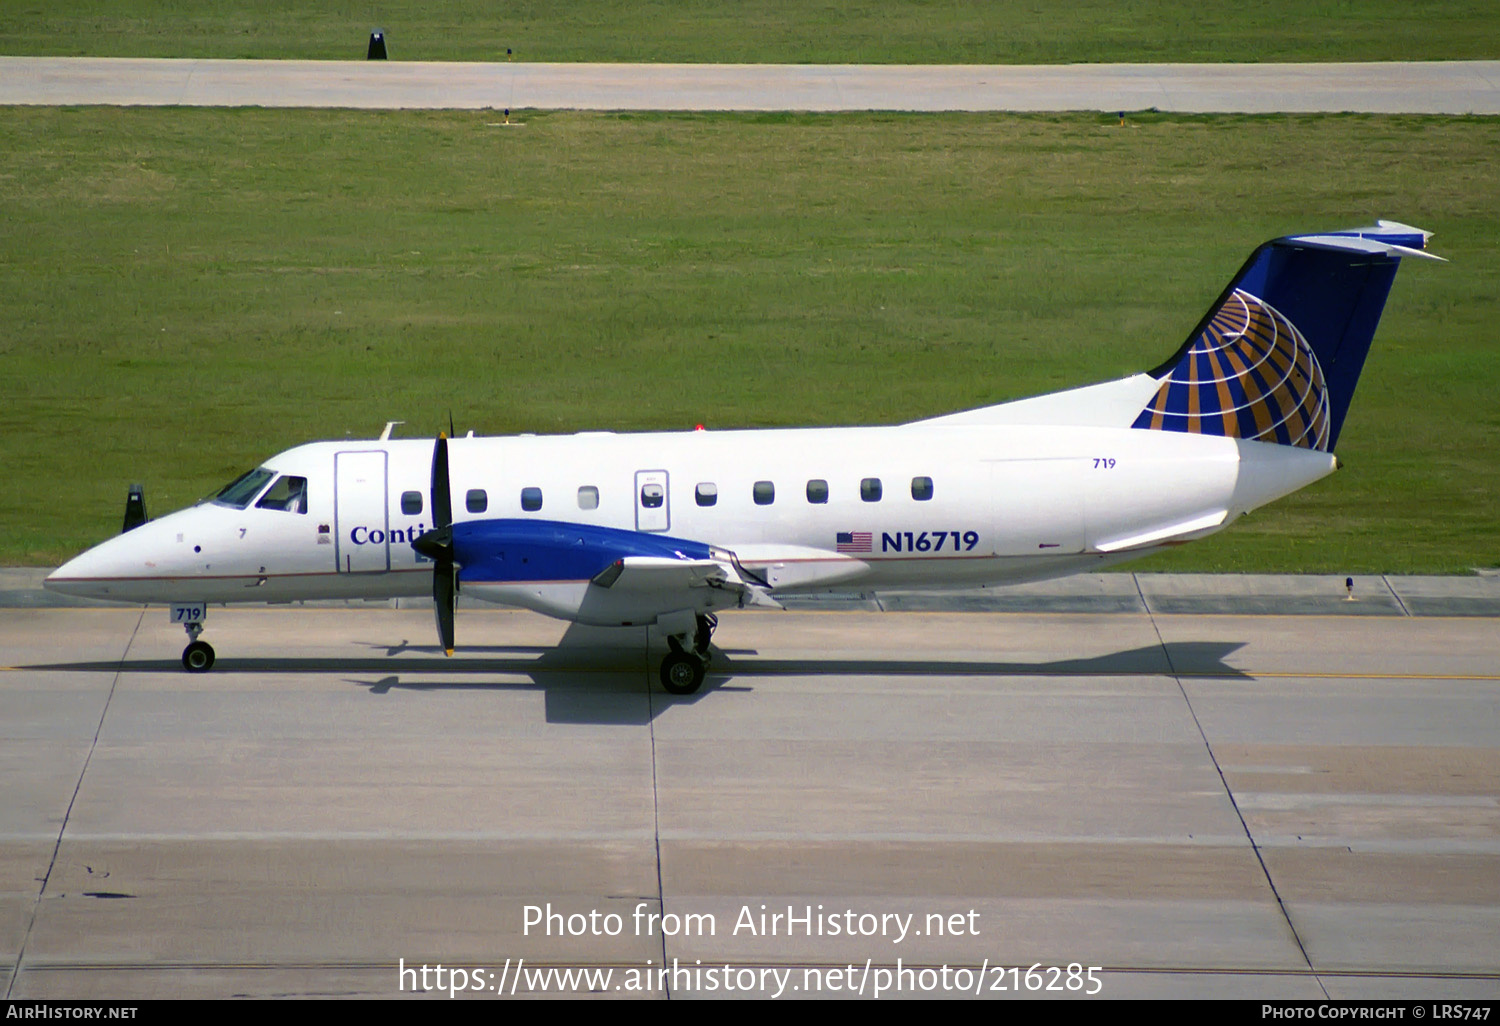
211 468 275 509
256 475 308 514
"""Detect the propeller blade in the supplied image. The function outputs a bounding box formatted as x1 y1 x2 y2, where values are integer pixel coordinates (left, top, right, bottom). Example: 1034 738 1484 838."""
433 560 456 657
431 433 452 529
423 432 456 655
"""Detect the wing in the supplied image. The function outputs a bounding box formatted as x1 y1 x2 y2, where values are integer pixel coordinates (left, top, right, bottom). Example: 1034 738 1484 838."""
442 518 781 624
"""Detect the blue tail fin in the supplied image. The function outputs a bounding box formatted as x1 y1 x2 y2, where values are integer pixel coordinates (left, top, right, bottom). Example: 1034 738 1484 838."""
1132 221 1439 451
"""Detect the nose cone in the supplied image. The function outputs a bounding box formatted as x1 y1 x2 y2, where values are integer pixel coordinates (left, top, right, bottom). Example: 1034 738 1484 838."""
45 532 146 599
44 508 201 602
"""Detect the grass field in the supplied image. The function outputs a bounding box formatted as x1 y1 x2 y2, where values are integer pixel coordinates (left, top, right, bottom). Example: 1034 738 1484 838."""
1 1 1498 64
2 108 1497 572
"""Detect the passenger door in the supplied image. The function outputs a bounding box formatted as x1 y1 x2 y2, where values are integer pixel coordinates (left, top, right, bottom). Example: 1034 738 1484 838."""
335 450 390 572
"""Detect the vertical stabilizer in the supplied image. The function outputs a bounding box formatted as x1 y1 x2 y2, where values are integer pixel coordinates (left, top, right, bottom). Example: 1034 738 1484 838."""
1133 221 1440 451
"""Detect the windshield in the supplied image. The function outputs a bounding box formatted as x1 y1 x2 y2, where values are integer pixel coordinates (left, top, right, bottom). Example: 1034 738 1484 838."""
211 467 275 509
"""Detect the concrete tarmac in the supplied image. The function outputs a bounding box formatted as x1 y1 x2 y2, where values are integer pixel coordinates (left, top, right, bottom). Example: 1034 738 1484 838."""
3 56 1499 113
2 603 1496 999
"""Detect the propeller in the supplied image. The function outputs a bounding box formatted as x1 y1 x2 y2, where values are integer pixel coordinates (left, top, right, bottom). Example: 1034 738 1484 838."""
411 433 456 656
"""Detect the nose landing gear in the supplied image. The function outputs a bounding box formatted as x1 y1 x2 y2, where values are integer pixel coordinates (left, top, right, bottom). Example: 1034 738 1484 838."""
659 613 717 695
178 616 215 672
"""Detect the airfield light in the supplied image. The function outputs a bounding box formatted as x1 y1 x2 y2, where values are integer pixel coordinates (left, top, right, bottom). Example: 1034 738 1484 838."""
368 30 387 60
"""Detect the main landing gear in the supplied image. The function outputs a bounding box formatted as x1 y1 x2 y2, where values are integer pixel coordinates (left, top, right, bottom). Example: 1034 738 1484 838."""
659 614 716 695
181 620 215 673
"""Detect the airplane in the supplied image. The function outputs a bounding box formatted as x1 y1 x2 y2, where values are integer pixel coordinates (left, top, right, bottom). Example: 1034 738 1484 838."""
45 221 1440 694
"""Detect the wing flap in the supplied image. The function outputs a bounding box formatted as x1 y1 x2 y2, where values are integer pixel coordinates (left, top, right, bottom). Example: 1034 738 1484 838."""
591 555 783 608
592 556 729 590
728 543 871 590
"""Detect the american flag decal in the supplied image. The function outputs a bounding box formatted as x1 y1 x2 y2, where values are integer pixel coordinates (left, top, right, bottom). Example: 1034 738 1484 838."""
836 531 873 553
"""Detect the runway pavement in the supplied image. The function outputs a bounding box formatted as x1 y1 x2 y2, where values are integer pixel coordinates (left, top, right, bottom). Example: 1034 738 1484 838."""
2 597 1496 999
2 56 1499 113
12 568 1500 617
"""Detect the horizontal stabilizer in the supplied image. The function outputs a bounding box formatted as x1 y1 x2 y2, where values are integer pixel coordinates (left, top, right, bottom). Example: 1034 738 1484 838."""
1282 220 1441 259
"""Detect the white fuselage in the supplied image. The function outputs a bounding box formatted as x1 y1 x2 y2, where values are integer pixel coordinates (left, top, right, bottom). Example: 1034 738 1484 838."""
46 420 1337 622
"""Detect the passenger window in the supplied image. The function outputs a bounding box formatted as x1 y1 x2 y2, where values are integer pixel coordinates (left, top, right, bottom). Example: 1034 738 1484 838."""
753 481 775 505
911 476 934 501
695 482 718 507
466 489 488 514
641 483 665 509
577 486 599 510
401 490 423 515
861 478 882 502
521 487 543 512
806 479 829 504
255 475 308 514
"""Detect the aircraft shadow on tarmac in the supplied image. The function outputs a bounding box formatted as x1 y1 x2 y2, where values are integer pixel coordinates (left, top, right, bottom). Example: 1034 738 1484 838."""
22 638 1248 726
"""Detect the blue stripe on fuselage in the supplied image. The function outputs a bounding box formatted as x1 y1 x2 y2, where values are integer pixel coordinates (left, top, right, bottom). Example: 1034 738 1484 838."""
448 519 714 584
